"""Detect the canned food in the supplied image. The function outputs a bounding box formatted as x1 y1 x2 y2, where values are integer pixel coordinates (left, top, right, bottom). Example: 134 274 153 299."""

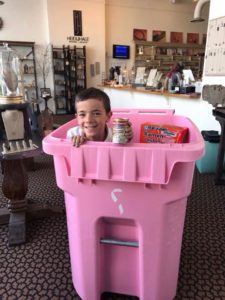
112 118 129 144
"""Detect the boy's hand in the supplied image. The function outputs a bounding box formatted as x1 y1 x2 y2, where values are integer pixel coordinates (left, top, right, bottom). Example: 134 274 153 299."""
125 122 133 142
71 131 86 147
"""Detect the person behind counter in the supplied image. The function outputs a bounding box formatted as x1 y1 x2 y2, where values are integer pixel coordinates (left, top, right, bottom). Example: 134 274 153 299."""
165 62 184 93
67 87 133 147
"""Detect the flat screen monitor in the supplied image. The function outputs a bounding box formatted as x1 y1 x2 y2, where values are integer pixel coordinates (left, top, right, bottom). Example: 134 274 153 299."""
113 44 130 59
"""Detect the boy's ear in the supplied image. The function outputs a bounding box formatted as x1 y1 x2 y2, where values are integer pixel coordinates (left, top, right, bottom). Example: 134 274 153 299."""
107 111 112 122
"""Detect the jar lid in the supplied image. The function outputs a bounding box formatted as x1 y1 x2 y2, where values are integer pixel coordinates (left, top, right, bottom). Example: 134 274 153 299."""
112 118 129 124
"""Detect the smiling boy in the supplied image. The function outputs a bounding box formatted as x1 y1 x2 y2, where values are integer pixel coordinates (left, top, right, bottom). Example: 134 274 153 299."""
67 87 132 147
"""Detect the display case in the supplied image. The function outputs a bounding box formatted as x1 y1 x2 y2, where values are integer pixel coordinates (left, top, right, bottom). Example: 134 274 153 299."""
0 40 40 130
52 45 86 115
0 41 38 102
134 41 205 79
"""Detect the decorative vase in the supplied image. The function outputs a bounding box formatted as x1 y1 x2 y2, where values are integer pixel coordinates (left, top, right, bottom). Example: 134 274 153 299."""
0 43 21 98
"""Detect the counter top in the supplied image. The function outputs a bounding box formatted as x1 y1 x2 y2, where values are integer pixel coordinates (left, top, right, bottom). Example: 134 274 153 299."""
98 84 201 100
97 84 219 132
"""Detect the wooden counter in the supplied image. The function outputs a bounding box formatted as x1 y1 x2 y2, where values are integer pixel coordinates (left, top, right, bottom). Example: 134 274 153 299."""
98 84 200 100
98 84 219 132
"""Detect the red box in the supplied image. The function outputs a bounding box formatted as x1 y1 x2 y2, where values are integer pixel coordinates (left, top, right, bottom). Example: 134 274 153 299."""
140 123 188 143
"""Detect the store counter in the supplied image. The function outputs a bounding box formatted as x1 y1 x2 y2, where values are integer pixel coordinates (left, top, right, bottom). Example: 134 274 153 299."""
98 85 219 132
98 84 200 99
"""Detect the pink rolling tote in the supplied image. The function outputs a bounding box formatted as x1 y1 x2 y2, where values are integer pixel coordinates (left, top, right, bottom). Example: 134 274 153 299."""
43 109 204 300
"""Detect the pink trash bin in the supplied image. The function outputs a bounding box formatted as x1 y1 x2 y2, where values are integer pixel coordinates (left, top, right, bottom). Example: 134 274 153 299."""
43 109 204 300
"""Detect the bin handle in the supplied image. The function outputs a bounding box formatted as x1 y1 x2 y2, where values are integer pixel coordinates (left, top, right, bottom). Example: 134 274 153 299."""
100 238 139 248
112 108 175 116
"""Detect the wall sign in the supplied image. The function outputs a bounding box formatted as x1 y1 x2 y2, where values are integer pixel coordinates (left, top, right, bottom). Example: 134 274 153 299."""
70 10 89 43
67 36 89 43
73 10 82 36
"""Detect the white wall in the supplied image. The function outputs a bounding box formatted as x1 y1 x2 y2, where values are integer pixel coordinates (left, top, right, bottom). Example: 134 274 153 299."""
47 0 106 88
0 0 106 90
0 0 49 43
105 0 209 74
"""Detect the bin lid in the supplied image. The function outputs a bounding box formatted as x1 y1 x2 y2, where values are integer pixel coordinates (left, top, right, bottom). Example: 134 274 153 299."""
201 130 220 143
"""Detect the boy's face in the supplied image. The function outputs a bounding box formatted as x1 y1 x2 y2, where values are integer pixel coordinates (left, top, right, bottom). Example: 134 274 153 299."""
76 99 112 141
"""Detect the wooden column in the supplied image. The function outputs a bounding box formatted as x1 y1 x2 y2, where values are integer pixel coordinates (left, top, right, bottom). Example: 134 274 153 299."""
2 158 28 245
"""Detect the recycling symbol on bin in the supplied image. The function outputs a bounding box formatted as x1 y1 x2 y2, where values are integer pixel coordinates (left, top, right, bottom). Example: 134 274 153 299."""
111 188 124 215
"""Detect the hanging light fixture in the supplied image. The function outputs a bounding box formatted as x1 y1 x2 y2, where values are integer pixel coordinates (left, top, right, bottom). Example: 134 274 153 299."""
0 1 4 5
191 0 210 23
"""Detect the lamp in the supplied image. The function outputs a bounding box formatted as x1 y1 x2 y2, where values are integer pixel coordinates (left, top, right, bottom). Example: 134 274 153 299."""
191 0 210 23
0 1 4 5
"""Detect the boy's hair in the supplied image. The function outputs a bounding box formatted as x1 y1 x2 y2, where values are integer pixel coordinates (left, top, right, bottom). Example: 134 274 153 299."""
75 87 111 113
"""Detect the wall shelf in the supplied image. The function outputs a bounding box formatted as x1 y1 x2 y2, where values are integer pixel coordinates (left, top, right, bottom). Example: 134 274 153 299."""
134 41 205 79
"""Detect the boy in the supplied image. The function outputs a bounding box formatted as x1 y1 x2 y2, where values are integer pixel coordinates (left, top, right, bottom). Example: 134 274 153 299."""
67 87 133 147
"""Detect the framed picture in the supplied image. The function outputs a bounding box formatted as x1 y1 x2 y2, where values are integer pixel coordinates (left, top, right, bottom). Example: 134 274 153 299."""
73 10 82 36
170 32 183 43
187 33 199 44
40 88 51 99
152 30 166 42
133 29 147 41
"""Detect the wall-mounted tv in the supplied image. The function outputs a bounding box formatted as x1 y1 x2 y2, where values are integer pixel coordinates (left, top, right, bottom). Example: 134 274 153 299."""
113 44 130 59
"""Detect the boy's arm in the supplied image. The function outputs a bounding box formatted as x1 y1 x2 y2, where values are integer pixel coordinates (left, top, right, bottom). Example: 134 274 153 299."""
67 126 86 147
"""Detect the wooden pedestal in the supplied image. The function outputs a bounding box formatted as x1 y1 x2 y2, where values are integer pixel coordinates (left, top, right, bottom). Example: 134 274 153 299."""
0 151 63 246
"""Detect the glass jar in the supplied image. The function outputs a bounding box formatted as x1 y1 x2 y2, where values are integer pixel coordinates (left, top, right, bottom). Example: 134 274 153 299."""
112 118 129 144
0 43 22 99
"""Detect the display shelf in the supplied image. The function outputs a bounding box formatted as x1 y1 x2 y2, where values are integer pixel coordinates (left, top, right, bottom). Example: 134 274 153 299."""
135 41 205 79
52 45 86 114
0 40 39 101
0 40 40 130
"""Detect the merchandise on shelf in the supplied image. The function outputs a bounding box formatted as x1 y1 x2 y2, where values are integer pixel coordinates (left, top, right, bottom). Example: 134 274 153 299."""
52 45 86 115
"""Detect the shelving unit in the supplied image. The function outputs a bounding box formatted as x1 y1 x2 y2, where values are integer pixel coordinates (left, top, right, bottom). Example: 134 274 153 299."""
0 40 39 102
0 40 40 130
52 45 86 114
134 41 205 79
